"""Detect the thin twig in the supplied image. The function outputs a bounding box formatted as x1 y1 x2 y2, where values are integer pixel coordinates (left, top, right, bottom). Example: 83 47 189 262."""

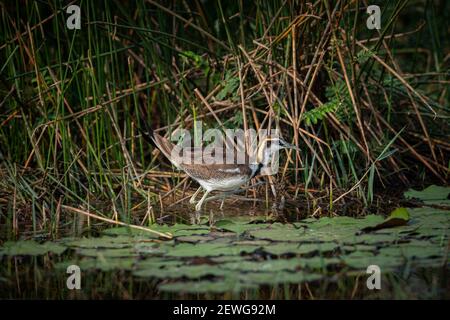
62 205 173 239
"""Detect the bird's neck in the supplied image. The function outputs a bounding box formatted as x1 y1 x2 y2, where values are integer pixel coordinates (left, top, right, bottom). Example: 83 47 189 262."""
256 143 277 168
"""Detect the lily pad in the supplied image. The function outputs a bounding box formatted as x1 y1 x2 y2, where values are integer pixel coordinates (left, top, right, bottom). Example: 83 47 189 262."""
103 224 210 237
0 240 66 256
135 258 184 270
134 242 168 255
263 242 339 256
134 264 229 279
211 255 249 263
220 259 303 272
158 279 257 293
176 235 215 243
55 257 135 271
237 271 323 285
379 243 447 260
353 232 402 245
75 247 138 258
299 257 342 269
360 208 410 233
404 185 450 205
232 240 271 246
3 203 447 296
248 224 308 242
63 236 134 249
215 218 272 235
342 251 402 270
164 243 260 258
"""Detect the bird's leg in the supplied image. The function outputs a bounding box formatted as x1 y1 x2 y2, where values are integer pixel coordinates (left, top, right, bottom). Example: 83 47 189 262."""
207 189 243 201
195 190 210 212
189 187 202 204
219 196 226 210
189 210 201 225
204 189 242 209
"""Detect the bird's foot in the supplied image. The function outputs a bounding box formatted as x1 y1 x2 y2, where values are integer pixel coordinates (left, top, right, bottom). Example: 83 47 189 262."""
189 211 201 224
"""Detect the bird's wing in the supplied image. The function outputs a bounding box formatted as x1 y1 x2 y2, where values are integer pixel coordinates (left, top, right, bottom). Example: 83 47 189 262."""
181 164 252 181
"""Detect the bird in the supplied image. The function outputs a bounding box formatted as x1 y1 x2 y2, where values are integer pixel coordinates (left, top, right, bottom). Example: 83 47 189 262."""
139 127 300 211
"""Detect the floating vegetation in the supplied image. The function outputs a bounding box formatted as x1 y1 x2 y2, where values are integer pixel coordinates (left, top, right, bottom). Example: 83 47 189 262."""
405 185 450 206
0 0 448 300
1 188 448 295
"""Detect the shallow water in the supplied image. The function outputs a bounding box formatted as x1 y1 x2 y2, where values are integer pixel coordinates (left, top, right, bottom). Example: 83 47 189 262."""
0 186 449 299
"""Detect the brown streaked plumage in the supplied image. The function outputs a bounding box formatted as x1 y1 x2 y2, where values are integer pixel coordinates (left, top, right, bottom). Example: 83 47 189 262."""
140 128 300 211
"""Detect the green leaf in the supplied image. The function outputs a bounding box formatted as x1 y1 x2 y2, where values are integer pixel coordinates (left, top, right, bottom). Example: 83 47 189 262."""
216 72 240 100
0 240 66 256
237 271 323 285
404 185 450 205
263 242 339 256
134 264 229 279
342 251 402 271
55 257 135 272
103 224 210 237
360 208 410 233
158 279 256 293
165 243 259 258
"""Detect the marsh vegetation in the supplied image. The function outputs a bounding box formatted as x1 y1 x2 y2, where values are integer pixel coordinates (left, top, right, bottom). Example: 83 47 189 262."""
0 0 448 299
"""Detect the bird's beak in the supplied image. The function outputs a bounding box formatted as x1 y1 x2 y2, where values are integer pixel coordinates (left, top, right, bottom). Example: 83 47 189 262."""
283 142 301 151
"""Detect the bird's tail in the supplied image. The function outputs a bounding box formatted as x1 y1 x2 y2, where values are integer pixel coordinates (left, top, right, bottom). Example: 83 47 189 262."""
136 105 156 147
136 105 181 168
137 124 155 147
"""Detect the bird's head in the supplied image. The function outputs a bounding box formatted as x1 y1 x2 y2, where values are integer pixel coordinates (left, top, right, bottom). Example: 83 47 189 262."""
256 136 301 165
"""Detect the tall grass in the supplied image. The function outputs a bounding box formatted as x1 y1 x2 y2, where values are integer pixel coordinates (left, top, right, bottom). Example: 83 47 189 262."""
0 0 449 238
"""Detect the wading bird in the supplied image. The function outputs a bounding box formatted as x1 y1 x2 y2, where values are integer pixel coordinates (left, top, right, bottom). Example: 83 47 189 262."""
140 128 300 211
